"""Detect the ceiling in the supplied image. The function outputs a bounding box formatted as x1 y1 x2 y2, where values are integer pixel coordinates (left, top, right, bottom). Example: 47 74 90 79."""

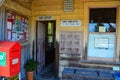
11 0 33 9
11 0 32 3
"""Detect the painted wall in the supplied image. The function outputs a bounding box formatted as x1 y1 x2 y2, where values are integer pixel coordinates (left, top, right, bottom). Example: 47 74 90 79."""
31 0 120 57
31 0 120 78
1 0 120 79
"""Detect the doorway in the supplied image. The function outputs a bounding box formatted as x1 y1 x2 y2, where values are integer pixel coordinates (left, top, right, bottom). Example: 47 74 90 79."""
36 21 56 74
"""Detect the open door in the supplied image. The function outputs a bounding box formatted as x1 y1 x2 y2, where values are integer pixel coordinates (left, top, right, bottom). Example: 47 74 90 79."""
36 21 56 74
36 21 46 73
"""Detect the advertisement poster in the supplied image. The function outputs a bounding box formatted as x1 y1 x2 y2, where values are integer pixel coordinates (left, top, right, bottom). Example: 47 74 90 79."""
6 12 29 42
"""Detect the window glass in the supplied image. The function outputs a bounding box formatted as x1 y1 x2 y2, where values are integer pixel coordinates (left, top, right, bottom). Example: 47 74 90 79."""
89 8 116 32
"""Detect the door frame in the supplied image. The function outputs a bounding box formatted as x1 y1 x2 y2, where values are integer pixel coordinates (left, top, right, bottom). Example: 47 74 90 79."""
35 20 57 73
83 1 120 62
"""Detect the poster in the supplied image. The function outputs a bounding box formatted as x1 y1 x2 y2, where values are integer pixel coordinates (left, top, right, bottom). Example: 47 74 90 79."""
95 38 108 48
7 31 11 40
6 12 29 42
7 22 12 30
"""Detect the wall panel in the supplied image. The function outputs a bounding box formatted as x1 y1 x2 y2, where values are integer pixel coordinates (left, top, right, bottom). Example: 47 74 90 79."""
31 0 120 78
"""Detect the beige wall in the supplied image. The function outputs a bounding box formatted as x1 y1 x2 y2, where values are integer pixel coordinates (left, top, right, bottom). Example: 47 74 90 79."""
31 0 84 48
31 0 120 62
2 0 120 78
3 0 120 62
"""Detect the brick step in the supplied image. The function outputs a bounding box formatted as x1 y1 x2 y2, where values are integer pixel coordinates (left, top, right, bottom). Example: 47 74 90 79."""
62 68 115 80
79 60 120 71
60 60 120 70
60 60 120 71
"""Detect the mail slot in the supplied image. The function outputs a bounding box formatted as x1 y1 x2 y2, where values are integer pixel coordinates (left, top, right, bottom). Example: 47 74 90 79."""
0 41 21 77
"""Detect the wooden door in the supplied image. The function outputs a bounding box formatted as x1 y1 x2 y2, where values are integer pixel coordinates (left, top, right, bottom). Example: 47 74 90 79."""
37 21 46 73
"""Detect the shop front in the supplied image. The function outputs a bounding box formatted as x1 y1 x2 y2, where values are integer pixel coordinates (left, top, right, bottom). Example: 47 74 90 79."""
0 0 120 79
0 0 31 79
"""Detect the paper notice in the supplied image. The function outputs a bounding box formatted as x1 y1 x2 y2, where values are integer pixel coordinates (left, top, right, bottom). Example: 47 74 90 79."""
7 22 12 30
7 31 11 40
12 32 17 41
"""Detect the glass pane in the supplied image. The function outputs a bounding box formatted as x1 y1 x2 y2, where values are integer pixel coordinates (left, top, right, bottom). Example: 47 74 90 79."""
48 22 53 34
89 23 116 32
89 8 116 32
48 36 53 43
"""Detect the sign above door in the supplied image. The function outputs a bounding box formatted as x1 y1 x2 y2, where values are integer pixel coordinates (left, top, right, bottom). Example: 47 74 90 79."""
37 16 53 21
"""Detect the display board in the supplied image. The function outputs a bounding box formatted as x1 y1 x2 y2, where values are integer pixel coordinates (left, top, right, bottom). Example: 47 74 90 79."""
88 33 115 58
59 31 83 57
6 12 29 42
59 31 83 77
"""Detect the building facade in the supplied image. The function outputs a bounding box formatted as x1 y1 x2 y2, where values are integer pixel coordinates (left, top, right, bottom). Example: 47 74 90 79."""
0 0 120 79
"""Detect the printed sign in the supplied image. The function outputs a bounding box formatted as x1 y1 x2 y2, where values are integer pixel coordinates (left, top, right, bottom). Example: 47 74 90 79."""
0 52 6 66
38 16 53 20
12 58 18 65
95 38 108 48
99 26 106 32
61 20 81 26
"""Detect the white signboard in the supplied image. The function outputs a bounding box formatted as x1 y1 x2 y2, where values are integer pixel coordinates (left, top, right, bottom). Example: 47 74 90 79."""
12 58 19 65
61 20 81 26
95 38 108 48
38 16 53 20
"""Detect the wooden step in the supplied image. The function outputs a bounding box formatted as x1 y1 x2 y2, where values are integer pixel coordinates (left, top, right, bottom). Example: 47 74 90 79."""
62 68 115 80
60 60 120 71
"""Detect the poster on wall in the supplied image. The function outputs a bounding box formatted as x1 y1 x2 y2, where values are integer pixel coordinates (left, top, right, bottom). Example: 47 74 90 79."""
6 12 29 42
94 38 109 48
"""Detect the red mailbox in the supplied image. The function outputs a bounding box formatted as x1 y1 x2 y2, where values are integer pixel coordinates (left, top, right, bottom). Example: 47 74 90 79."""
0 41 21 77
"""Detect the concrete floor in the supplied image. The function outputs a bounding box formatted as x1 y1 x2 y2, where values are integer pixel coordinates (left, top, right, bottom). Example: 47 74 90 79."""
21 63 57 80
35 63 58 80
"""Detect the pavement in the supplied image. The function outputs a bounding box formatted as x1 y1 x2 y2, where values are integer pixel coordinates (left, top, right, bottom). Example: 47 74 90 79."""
21 64 117 80
35 63 58 80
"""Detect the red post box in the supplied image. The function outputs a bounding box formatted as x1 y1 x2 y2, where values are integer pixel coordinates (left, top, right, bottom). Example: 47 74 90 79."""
0 41 21 77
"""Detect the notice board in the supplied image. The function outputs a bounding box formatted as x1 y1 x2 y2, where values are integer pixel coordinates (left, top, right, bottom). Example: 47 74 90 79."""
6 11 29 42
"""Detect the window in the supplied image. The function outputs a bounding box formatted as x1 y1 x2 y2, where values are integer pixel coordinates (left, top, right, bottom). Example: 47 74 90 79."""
46 22 55 48
89 8 116 32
